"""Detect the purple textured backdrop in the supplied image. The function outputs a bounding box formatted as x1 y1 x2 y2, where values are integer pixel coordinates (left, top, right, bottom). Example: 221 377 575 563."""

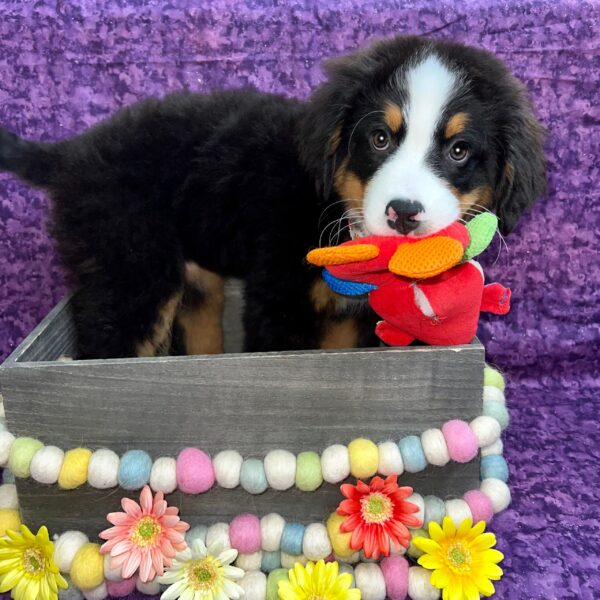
0 1 599 599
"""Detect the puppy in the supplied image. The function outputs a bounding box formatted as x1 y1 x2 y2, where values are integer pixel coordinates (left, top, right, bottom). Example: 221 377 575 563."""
0 36 545 359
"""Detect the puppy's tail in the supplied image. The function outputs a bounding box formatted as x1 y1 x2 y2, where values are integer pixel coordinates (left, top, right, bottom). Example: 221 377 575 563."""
0 127 60 187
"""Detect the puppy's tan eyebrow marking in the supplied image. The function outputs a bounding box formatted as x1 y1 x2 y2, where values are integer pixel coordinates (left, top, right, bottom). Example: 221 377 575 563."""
445 112 470 139
384 102 403 133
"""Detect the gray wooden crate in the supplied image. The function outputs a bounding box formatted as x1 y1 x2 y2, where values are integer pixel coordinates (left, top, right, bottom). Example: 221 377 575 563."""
0 283 484 537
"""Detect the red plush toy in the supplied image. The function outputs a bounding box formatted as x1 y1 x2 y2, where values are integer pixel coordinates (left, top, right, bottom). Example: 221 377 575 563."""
307 214 510 346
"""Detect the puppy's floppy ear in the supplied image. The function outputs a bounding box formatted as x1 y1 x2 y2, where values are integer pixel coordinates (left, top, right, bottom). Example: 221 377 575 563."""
494 83 546 235
299 53 372 201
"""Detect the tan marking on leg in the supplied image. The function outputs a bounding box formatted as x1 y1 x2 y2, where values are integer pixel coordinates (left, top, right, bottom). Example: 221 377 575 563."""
445 112 470 139
135 291 182 357
177 263 225 355
320 318 360 349
333 159 366 211
384 102 403 133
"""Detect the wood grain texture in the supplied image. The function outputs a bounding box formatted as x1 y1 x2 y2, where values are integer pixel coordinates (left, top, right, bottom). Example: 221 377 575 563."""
1 295 485 535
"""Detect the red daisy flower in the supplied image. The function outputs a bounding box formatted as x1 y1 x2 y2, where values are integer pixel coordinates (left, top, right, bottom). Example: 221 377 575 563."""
336 474 421 559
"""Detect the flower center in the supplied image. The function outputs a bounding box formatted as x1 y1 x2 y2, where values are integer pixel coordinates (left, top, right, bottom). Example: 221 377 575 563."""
307 595 327 600
131 516 162 548
188 558 219 591
446 542 472 574
23 547 45 575
360 492 393 524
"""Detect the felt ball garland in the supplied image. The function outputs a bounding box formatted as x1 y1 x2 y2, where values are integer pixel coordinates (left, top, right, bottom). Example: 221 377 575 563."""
0 366 509 600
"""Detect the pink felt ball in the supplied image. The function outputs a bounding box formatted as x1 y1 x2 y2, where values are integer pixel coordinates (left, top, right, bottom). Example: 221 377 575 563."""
442 420 479 463
176 448 215 494
381 556 409 600
463 489 494 523
229 513 262 554
106 577 136 597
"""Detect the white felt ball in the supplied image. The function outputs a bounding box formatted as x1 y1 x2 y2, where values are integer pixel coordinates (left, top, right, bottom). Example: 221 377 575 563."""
261 513 285 552
239 570 267 600
103 553 123 582
150 456 177 493
481 439 504 457
213 450 243 489
338 563 355 586
186 525 208 545
334 552 360 564
483 385 506 405
82 583 107 600
264 450 296 490
321 444 350 484
206 522 231 549
354 563 386 600
58 577 84 600
30 446 64 485
53 531 89 573
470 416 501 448
377 441 404 476
136 578 161 595
302 523 332 561
420 429 450 467
408 566 440 599
87 448 119 489
444 499 472 526
0 484 18 509
281 552 307 568
0 431 15 466
406 493 425 528
481 478 512 513
235 551 262 571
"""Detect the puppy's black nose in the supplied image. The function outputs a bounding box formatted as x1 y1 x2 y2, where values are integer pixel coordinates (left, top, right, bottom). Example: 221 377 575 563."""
386 199 424 234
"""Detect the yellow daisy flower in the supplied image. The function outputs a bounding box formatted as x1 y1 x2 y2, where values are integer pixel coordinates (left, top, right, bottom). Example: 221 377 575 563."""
0 524 68 600
278 560 361 600
413 517 504 600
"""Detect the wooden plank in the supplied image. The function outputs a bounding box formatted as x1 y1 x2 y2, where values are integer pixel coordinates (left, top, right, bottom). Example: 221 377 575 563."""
16 462 479 537
1 297 485 538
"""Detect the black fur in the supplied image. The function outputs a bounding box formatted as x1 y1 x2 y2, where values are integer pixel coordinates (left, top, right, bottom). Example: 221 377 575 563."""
0 36 545 358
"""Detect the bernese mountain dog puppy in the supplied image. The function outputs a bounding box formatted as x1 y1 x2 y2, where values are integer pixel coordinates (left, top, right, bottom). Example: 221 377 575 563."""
0 36 545 359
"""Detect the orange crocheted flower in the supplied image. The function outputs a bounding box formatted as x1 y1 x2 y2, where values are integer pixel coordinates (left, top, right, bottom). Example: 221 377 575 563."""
336 474 421 559
99 485 190 582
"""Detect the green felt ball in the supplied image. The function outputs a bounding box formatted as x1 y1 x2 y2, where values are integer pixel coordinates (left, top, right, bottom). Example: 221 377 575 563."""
295 451 323 491
267 568 289 600
484 366 506 391
407 528 429 559
464 213 498 260
8 437 43 478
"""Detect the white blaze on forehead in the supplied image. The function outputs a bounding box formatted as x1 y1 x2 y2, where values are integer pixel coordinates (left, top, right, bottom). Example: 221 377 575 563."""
402 53 459 160
363 52 463 237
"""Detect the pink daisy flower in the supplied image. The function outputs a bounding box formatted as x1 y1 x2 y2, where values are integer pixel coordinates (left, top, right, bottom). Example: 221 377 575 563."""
99 485 190 582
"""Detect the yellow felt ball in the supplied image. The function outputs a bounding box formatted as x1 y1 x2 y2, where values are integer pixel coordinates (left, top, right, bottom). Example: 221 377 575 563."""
58 448 92 490
0 508 21 536
70 543 104 590
348 438 379 479
326 512 354 557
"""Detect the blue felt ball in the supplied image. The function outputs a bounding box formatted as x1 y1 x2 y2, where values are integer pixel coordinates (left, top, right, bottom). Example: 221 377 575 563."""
261 551 282 573
480 455 509 482
399 435 428 473
280 523 305 556
423 494 446 525
483 400 510 430
2 470 15 484
118 450 152 490
240 458 268 494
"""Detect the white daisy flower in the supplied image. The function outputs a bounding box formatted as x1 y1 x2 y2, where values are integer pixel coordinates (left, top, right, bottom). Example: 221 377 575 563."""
158 539 245 600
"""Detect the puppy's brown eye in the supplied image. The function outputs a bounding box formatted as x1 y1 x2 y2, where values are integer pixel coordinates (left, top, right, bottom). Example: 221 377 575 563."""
371 130 390 151
449 141 470 163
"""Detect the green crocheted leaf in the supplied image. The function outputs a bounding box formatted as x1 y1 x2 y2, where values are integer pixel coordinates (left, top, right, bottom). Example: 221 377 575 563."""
464 213 498 260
